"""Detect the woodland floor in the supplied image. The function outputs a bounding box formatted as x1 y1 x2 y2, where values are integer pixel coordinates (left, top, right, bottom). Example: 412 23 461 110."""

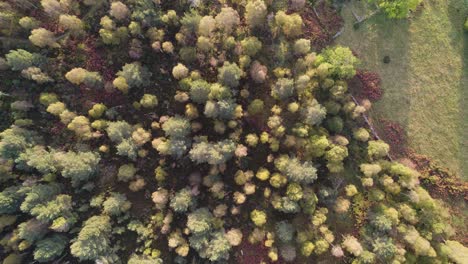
336 0 468 180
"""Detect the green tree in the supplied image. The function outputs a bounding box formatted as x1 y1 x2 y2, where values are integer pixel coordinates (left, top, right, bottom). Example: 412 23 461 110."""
315 46 359 79
116 62 152 88
370 0 422 19
189 140 237 165
54 151 101 186
70 215 113 261
34 234 68 263
5 49 44 71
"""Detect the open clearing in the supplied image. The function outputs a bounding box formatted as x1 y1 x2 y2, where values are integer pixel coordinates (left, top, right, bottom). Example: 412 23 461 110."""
336 0 468 179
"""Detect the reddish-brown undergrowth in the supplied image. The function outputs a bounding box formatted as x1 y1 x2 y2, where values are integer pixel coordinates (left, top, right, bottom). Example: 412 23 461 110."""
356 70 383 101
302 2 344 50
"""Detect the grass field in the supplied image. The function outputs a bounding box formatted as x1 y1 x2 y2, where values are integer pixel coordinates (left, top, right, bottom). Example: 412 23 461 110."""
336 0 468 179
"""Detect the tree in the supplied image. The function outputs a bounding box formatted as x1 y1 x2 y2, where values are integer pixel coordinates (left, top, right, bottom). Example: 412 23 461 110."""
106 121 133 143
205 231 232 261
441 240 468 264
19 16 40 30
187 208 213 235
59 15 84 35
102 192 131 216
215 7 240 34
21 67 53 83
110 1 130 21
20 183 61 213
367 140 390 159
29 28 59 48
67 116 93 139
245 0 267 28
162 116 191 138
0 186 25 214
250 209 267 226
198 16 216 37
5 49 43 71
218 62 243 88
315 46 359 79
274 11 303 38
301 99 327 126
53 151 101 186
274 155 317 184
190 79 211 103
172 63 189 80
170 188 193 213
271 78 295 100
293 39 311 55
342 235 363 256
117 163 137 182
16 146 56 175
116 62 152 88
30 194 75 224
70 215 113 261
189 140 237 165
17 219 48 243
65 68 102 88
241 37 262 57
370 0 421 19
34 234 68 263
275 221 295 242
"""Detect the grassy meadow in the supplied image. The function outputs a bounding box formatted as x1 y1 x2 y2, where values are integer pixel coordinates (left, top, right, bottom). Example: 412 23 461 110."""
336 0 468 179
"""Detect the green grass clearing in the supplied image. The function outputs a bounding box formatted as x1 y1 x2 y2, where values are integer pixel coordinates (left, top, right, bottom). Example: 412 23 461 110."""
336 0 468 179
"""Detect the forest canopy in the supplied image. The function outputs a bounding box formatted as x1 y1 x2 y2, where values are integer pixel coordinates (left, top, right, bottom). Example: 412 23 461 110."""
0 0 466 263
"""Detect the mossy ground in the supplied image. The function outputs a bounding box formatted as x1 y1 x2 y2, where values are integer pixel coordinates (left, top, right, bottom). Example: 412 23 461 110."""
336 0 468 180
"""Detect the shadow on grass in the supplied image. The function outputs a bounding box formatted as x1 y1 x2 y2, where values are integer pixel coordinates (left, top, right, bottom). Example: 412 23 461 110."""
447 0 468 179
335 2 411 154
